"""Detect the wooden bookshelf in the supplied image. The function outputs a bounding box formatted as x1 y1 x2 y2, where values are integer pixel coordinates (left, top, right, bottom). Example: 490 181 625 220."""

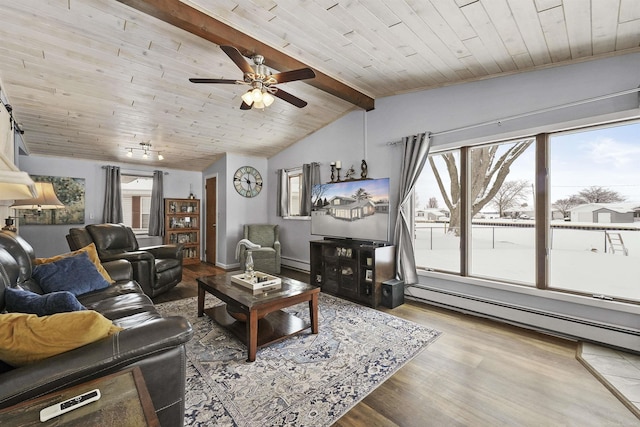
164 198 200 265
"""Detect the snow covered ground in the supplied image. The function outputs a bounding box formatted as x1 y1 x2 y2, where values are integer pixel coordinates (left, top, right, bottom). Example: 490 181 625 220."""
415 222 640 301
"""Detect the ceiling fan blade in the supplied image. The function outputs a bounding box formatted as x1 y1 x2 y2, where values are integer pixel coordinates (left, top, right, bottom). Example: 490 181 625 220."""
220 45 254 75
240 101 252 110
189 78 240 84
271 68 316 84
273 88 308 108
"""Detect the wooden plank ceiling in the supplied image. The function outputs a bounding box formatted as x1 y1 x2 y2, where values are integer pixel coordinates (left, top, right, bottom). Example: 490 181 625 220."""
0 0 638 171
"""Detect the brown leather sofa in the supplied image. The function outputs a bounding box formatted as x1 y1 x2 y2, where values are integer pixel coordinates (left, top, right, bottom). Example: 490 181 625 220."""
0 231 193 426
67 223 183 298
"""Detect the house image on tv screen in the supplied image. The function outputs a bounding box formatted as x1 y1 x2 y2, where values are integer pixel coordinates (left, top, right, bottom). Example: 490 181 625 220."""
328 196 377 220
311 178 390 242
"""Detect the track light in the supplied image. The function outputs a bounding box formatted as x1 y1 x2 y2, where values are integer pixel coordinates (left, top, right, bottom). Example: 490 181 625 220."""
125 142 163 160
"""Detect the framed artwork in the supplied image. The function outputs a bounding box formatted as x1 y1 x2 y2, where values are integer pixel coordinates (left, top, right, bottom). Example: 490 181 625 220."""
19 175 85 225
365 270 373 282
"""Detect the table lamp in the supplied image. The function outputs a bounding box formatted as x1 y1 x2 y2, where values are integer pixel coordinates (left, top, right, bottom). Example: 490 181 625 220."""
3 182 65 231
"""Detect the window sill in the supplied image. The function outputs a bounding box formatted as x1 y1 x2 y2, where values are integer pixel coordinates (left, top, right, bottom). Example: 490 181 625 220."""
283 216 311 221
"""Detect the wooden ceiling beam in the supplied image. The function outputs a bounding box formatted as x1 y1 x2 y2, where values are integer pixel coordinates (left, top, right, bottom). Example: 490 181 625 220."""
115 0 375 111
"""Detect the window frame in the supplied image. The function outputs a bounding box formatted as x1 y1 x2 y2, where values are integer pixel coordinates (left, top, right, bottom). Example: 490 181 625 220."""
413 118 640 305
282 167 311 220
120 174 153 234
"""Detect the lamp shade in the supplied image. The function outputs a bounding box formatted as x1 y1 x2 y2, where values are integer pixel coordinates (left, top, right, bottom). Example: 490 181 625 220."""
11 182 64 210
0 151 37 200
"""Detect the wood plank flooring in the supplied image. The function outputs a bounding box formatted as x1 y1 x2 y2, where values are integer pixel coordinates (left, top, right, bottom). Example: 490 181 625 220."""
156 263 639 426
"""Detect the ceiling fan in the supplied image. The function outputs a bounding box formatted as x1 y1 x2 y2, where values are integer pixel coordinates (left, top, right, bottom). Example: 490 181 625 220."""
189 45 316 110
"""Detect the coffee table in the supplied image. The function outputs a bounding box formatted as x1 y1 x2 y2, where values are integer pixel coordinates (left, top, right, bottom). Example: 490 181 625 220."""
197 273 320 362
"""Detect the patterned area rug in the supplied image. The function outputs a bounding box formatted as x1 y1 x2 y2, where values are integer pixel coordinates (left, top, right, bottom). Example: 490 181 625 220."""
156 293 441 427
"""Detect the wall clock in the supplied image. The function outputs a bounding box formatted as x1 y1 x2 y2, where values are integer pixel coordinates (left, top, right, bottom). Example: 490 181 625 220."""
233 166 263 198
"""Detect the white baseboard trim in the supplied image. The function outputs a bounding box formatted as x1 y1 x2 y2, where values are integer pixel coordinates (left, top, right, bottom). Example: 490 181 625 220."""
407 285 640 353
216 261 240 270
282 257 310 272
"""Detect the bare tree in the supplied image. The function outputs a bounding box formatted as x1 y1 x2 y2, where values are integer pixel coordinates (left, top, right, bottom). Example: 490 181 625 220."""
491 180 530 217
352 188 371 200
427 197 438 209
552 195 582 218
311 183 329 206
576 186 626 203
430 139 534 234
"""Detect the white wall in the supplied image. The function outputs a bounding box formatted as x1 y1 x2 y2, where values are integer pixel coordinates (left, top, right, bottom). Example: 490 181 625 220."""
268 110 405 270
269 52 640 351
270 53 640 272
17 155 202 257
203 153 269 268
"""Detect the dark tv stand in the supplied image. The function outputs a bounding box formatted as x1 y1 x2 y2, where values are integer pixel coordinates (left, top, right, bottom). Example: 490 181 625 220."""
310 239 395 308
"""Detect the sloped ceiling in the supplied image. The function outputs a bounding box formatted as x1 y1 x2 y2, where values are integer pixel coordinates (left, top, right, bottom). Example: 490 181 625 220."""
0 0 638 171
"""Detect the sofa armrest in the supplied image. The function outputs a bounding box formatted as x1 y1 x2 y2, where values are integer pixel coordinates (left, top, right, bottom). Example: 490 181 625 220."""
102 259 133 282
100 251 155 264
139 244 184 260
0 316 193 409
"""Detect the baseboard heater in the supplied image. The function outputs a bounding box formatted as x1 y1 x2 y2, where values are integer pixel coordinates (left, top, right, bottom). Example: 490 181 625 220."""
406 285 640 354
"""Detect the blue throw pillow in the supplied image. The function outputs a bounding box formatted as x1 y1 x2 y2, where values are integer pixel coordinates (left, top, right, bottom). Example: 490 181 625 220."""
5 287 86 316
32 251 110 296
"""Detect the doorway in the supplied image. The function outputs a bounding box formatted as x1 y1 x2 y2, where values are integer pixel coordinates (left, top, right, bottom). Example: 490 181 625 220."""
205 176 217 265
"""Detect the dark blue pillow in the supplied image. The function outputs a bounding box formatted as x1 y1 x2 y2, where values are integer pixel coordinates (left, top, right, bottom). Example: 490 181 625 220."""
5 287 86 316
32 251 110 296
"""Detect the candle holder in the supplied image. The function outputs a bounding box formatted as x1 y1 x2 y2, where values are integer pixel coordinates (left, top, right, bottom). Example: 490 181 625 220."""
330 163 336 182
335 165 341 182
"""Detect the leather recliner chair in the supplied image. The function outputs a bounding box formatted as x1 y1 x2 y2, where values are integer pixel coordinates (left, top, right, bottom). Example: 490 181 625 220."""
67 223 183 298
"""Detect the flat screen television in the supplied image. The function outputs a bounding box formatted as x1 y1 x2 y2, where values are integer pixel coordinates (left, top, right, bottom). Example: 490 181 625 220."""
311 177 391 243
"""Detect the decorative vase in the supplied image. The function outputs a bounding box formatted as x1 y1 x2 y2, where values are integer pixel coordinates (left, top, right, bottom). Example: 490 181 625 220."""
245 251 255 282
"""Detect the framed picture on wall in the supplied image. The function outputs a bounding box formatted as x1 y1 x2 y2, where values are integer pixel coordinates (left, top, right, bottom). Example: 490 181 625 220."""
365 269 373 282
18 175 85 225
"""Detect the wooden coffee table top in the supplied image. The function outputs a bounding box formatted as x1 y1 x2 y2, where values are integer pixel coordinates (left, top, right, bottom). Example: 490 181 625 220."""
197 273 318 309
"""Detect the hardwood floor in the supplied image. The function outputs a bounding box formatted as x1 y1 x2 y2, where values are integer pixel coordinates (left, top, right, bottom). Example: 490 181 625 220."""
157 263 638 426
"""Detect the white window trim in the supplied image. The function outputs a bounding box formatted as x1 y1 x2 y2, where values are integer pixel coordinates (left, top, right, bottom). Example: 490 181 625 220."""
282 167 311 220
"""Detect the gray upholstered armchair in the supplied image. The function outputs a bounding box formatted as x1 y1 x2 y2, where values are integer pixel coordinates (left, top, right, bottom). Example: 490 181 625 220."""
239 224 281 274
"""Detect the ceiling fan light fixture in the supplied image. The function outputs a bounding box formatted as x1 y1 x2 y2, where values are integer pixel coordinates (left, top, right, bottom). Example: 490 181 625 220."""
251 88 263 102
262 91 275 107
253 100 265 109
241 90 254 106
157 152 164 161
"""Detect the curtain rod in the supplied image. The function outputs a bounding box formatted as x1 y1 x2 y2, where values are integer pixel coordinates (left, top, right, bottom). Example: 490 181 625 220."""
277 162 321 173
102 165 169 175
387 86 640 144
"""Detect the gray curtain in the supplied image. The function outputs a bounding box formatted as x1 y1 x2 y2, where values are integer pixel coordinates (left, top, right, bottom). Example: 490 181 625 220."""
276 168 287 217
393 132 431 285
300 162 320 216
148 170 164 236
102 165 123 223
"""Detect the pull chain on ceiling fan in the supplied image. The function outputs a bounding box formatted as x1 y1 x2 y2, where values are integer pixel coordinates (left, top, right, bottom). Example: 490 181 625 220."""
189 45 316 110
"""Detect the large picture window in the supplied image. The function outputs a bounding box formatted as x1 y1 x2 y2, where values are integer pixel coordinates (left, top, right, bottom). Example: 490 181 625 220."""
469 138 535 285
415 149 460 273
549 122 640 301
121 175 152 233
413 120 640 304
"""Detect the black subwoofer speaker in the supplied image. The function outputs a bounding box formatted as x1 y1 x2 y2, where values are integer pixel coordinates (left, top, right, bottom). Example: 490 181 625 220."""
381 279 404 309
